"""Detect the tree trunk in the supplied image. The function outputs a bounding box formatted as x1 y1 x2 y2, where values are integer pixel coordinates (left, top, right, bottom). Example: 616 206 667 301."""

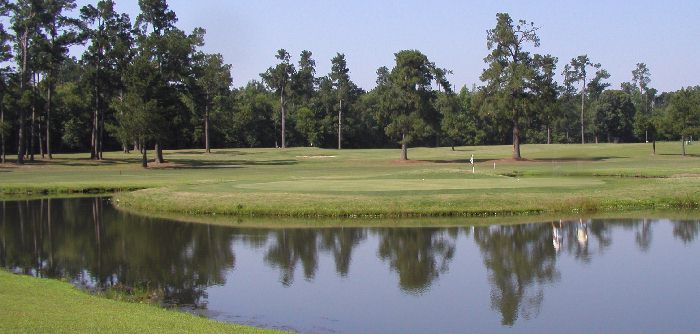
1 104 5 164
580 78 586 145
400 133 408 161
338 99 342 150
38 122 44 158
46 84 52 159
580 100 585 144
204 97 210 153
91 62 100 160
30 102 35 161
91 107 98 160
682 136 686 157
141 140 148 168
154 142 164 163
17 31 28 165
17 107 25 164
280 91 286 149
512 111 521 160
652 140 656 155
98 109 104 160
547 125 551 144
30 73 36 162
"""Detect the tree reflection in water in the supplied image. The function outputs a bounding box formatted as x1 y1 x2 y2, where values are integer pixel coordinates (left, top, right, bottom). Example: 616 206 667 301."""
1 198 700 327
672 220 700 243
474 223 559 326
0 198 237 308
377 228 457 294
262 228 367 285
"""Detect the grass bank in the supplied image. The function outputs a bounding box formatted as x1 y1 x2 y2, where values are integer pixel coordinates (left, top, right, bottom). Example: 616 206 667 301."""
2 142 700 217
0 270 287 333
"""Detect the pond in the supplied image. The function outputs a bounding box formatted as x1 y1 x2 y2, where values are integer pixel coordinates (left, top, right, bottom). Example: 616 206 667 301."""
1 197 699 333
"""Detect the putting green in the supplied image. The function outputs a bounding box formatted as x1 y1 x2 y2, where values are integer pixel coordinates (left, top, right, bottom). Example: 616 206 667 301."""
204 177 605 192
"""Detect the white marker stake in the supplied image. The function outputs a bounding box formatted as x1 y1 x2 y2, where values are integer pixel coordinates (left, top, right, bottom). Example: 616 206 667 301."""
472 166 475 174
493 162 496 170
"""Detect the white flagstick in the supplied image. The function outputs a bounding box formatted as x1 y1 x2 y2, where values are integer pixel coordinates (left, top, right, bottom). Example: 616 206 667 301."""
470 154 475 174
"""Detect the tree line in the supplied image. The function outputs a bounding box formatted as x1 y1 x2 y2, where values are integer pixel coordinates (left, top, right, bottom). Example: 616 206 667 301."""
0 2 698 165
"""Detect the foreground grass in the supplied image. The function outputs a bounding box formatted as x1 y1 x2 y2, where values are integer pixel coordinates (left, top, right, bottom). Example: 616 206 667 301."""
2 142 700 217
0 271 287 334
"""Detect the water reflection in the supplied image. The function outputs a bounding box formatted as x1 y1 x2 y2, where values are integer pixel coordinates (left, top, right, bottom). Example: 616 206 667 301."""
0 198 237 308
377 228 457 294
474 223 559 325
1 198 700 332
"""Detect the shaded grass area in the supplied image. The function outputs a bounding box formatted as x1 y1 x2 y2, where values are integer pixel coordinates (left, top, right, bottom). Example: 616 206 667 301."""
0 271 287 334
2 142 700 217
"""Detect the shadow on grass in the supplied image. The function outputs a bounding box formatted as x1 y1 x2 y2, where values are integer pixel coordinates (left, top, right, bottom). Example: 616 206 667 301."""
170 159 298 169
659 153 700 158
3 157 136 167
530 156 625 162
168 150 263 156
423 159 491 164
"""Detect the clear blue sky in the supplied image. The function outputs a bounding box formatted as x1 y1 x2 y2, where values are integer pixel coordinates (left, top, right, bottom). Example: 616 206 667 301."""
75 0 700 92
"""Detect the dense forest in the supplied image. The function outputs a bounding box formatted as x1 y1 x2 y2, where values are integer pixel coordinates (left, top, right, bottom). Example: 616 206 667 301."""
0 1 698 165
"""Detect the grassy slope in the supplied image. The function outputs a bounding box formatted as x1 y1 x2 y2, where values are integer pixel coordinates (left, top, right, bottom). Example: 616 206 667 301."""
2 142 700 217
0 271 286 334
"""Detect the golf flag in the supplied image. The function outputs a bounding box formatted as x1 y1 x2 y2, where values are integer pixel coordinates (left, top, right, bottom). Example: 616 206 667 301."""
470 154 474 165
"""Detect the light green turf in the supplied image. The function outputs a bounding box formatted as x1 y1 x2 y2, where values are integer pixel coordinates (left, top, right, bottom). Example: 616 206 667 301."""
2 142 700 217
0 271 287 334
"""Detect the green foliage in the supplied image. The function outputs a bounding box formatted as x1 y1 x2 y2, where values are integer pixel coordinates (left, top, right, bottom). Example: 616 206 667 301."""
595 90 636 142
376 50 444 158
480 13 540 159
665 87 700 138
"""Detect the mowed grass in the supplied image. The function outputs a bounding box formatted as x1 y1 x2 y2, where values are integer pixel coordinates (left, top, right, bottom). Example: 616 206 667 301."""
0 271 287 334
2 142 700 217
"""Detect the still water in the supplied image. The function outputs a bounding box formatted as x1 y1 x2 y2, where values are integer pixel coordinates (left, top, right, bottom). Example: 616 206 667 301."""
1 198 699 333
